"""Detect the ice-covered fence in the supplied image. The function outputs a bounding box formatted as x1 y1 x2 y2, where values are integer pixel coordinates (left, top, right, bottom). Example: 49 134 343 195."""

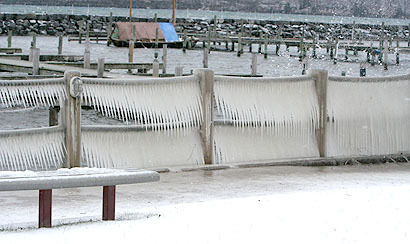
326 74 410 157
213 75 321 164
0 77 66 171
80 76 202 129
78 69 213 168
0 126 65 171
82 125 204 168
0 78 65 108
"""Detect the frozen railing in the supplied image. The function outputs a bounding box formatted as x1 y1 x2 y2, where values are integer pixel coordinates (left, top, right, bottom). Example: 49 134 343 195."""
0 69 409 170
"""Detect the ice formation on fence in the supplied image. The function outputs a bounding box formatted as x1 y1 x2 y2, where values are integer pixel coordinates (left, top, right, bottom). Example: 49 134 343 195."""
0 127 65 171
214 125 319 164
81 76 202 130
326 75 410 157
0 78 65 108
82 126 204 168
213 75 319 163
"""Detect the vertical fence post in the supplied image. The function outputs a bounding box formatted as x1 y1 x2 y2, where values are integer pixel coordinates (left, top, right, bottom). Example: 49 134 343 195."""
155 28 159 49
203 48 209 68
162 44 167 74
175 66 183 76
251 52 257 76
153 52 159 77
194 69 214 165
32 48 40 75
7 31 12 48
78 21 83 44
58 35 63 55
64 71 82 168
84 40 91 69
107 12 113 46
308 69 328 157
98 58 105 78
264 34 268 59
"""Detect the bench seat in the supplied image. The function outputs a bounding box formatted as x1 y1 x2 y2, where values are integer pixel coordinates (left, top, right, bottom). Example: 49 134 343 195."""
0 168 160 228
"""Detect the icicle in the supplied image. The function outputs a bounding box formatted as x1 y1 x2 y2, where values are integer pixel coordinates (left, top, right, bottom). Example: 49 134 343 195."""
326 75 410 156
81 126 204 168
0 127 65 171
81 76 202 130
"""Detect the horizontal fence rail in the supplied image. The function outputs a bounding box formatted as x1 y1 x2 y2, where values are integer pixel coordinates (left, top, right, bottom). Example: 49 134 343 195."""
0 69 409 170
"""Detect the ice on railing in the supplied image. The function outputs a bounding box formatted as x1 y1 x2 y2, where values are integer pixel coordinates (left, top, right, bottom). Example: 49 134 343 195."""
214 76 319 131
81 76 202 130
326 76 410 156
213 75 319 163
82 126 204 168
214 126 319 164
0 127 65 171
0 79 65 108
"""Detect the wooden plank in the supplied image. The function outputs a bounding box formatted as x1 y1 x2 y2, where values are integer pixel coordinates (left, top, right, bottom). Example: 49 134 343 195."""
46 62 164 70
0 48 22 54
39 189 52 228
102 186 116 221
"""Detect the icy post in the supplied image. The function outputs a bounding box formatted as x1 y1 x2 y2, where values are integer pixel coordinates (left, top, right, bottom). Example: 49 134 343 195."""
308 69 328 157
194 69 214 165
63 71 82 168
84 39 91 69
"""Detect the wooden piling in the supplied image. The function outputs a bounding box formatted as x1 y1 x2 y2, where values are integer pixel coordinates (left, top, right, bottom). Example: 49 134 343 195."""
7 31 12 48
162 44 167 74
155 28 159 49
237 34 242 57
194 69 214 165
78 21 83 44
203 48 209 68
175 66 183 76
32 33 37 48
64 71 82 168
32 48 40 75
107 12 113 46
58 35 63 55
86 21 90 40
352 21 356 42
213 15 217 37
97 58 104 78
153 52 159 77
251 53 257 76
84 40 91 69
207 31 211 53
183 29 187 52
154 13 158 22
264 34 268 59
308 69 328 157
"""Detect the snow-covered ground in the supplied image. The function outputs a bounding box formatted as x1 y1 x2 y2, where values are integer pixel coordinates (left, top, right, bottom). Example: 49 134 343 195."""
1 163 410 243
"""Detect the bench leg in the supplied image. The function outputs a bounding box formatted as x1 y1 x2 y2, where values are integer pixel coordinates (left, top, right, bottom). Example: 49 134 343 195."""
39 189 52 228
103 186 116 221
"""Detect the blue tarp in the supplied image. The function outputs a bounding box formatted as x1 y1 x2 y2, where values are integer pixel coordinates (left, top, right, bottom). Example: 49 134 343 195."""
159 23 179 42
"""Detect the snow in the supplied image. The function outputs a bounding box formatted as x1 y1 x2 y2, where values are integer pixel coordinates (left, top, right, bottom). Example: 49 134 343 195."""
1 164 410 243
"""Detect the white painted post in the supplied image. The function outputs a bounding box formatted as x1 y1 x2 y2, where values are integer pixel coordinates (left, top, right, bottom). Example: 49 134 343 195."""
97 58 105 78
84 39 91 69
251 52 257 76
162 44 167 74
153 52 159 77
175 66 183 76
63 71 82 168
203 48 209 68
32 48 40 75
194 68 214 165
308 69 328 157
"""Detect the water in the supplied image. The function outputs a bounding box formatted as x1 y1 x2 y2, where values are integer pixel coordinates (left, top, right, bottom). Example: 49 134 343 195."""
1 4 409 26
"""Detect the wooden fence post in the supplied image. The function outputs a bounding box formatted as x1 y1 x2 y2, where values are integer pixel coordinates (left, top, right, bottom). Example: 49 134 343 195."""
175 66 183 76
153 52 159 77
308 69 328 157
203 48 209 68
194 68 214 165
32 48 40 75
58 35 63 55
7 31 12 48
162 44 167 74
107 12 113 46
251 52 257 76
64 71 82 168
84 40 91 69
98 58 105 78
